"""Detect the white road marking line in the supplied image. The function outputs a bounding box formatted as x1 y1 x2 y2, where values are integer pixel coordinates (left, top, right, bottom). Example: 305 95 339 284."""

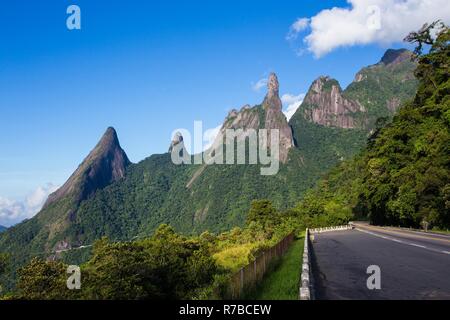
356 228 446 255
410 244 427 249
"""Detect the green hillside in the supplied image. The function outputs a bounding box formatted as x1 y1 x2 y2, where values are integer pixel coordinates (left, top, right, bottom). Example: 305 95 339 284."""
293 24 449 230
344 48 419 127
1 23 447 301
0 48 419 291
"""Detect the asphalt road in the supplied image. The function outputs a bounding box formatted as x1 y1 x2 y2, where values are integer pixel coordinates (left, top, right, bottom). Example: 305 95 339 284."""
311 225 450 300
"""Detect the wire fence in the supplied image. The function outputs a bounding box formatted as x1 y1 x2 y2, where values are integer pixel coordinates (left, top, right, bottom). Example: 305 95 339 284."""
223 232 294 299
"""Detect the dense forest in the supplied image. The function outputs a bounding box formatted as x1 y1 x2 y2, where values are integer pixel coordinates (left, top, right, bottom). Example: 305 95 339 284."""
0 200 326 300
0 38 419 293
295 22 449 230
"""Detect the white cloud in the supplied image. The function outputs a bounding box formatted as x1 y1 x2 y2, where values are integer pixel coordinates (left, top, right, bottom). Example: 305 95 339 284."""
0 183 58 227
288 0 450 58
286 18 310 40
281 93 305 121
203 125 222 151
252 78 268 92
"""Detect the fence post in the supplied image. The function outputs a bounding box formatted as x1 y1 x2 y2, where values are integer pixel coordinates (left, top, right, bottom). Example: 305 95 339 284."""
224 232 296 300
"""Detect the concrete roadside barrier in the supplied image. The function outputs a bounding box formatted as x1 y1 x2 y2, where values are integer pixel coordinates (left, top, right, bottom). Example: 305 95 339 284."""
299 228 312 300
300 224 354 300
310 224 353 234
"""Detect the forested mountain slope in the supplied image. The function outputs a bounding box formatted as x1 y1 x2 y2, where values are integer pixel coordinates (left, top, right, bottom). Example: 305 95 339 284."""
0 49 419 286
293 25 449 230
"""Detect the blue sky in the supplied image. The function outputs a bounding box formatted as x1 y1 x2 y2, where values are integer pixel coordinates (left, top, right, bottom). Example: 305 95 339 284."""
0 0 448 226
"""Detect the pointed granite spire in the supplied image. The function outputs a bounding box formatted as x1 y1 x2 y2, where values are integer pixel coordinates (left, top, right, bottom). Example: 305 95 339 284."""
43 127 131 208
263 73 282 111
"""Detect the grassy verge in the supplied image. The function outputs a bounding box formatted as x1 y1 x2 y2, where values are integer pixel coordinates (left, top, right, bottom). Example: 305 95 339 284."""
429 228 450 235
248 235 304 300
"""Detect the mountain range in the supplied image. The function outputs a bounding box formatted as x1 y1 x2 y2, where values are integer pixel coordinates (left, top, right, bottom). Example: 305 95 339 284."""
0 48 418 276
293 36 449 230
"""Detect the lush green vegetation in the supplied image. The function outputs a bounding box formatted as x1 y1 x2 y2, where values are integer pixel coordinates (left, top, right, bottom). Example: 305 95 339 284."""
359 25 449 228
0 200 306 299
344 49 418 129
0 198 347 300
2 25 443 299
0 44 418 267
294 23 449 230
250 237 304 300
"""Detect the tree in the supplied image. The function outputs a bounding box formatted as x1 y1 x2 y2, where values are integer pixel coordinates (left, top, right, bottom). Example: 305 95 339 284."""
16 257 72 300
357 23 450 228
404 20 446 57
247 200 276 225
0 253 9 275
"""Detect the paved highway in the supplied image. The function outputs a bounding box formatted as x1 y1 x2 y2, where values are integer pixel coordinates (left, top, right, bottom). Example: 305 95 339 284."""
311 224 450 300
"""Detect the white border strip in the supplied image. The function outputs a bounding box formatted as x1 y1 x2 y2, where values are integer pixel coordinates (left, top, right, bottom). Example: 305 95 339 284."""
299 228 312 300
310 225 353 234
356 227 450 255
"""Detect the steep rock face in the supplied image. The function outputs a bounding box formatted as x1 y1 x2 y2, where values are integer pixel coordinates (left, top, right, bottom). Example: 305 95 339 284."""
296 48 417 131
263 73 282 110
222 106 261 131
380 48 413 66
214 73 293 162
44 127 131 208
263 73 294 162
344 48 418 126
302 76 364 129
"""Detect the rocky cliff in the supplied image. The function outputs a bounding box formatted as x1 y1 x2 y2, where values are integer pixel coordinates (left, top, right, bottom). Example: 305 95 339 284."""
215 73 293 162
301 76 365 129
262 73 294 162
44 127 131 208
296 48 417 130
345 48 417 123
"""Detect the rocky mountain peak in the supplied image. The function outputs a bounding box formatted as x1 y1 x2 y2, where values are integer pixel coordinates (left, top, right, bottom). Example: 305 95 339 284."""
267 73 279 98
380 48 412 66
208 73 293 163
263 73 282 111
227 109 239 119
302 76 364 129
99 126 119 147
310 76 340 92
43 127 131 208
262 73 293 161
